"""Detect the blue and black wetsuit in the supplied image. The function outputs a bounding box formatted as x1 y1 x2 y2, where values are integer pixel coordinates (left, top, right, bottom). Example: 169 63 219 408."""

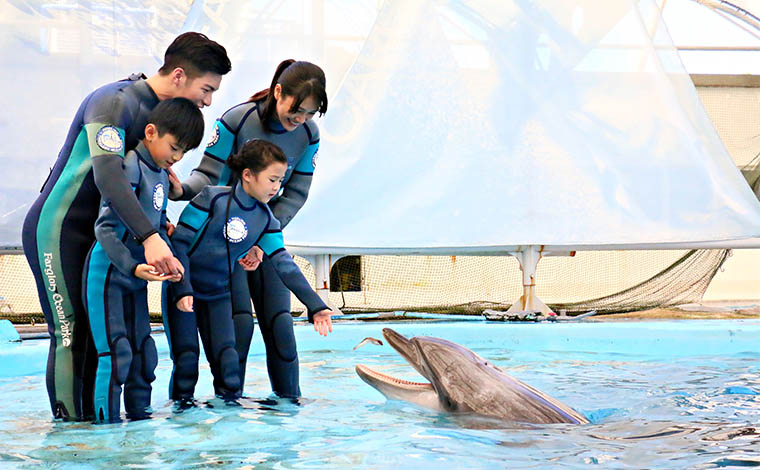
163 182 326 400
82 142 168 423
21 75 160 420
176 99 318 398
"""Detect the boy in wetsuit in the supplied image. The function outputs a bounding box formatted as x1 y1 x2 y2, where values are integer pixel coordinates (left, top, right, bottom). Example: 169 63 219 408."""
22 32 231 421
82 98 204 423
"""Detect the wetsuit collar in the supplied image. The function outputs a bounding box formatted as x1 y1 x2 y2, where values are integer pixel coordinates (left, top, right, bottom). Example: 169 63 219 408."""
134 141 162 173
267 118 287 134
233 181 258 210
255 98 288 134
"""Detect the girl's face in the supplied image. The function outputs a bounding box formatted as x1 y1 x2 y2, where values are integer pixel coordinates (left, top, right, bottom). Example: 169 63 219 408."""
273 84 319 132
240 161 288 202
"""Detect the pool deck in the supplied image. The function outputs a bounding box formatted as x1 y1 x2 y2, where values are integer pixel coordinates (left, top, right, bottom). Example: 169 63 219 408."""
10 301 760 338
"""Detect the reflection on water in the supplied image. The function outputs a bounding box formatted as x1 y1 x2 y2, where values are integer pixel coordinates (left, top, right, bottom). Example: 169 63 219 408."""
0 320 758 469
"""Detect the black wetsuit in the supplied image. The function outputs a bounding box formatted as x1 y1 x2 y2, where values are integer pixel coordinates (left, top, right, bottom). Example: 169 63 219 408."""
21 75 160 420
82 142 167 423
163 183 327 400
176 99 318 398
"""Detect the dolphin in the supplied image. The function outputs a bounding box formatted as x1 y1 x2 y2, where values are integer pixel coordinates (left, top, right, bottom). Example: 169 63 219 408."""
355 328 589 424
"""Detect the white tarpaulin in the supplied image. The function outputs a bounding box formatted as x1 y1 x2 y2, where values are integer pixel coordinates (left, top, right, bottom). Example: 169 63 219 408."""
2 0 760 252
284 0 760 253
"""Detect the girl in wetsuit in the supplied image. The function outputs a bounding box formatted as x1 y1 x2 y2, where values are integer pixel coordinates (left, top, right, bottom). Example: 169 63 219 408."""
169 60 328 398
164 139 332 402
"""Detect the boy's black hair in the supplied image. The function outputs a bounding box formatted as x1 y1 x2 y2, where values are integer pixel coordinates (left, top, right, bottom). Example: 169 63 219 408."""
158 32 231 78
147 98 205 151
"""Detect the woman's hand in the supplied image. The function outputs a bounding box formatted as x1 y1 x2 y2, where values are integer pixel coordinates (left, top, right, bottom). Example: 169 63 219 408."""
312 309 333 337
239 246 264 271
177 296 194 312
168 167 184 200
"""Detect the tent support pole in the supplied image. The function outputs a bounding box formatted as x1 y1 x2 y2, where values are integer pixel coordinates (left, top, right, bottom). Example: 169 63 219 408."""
507 246 553 314
303 254 344 313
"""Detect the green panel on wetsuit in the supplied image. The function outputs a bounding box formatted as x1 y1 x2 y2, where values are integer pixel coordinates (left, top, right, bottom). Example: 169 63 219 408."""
35 128 95 415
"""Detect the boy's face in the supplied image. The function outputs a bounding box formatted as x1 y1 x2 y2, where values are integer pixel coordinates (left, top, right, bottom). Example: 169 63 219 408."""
144 124 185 169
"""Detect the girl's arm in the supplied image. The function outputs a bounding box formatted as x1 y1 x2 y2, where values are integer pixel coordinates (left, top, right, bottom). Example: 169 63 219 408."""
257 227 329 322
169 188 215 301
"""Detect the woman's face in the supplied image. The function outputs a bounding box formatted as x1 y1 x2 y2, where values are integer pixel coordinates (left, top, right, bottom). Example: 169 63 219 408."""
273 84 320 131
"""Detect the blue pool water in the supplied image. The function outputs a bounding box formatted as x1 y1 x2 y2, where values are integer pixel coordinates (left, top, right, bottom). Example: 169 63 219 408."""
1 320 759 469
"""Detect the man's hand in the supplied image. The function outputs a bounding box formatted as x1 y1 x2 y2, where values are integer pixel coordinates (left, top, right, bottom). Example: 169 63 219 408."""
168 167 184 200
312 309 333 337
239 246 264 271
143 233 184 276
177 296 193 312
135 264 176 282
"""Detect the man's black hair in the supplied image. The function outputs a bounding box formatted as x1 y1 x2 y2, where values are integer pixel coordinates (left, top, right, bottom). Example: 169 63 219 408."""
158 32 231 78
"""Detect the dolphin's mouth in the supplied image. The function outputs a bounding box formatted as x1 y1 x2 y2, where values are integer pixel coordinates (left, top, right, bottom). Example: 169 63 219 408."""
355 329 442 408
354 364 433 391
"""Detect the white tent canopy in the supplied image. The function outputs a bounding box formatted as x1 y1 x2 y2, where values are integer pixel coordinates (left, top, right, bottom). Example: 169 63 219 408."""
2 0 759 254
284 0 760 254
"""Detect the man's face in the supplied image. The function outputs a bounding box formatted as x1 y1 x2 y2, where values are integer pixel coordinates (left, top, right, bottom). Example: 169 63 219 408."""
176 71 223 108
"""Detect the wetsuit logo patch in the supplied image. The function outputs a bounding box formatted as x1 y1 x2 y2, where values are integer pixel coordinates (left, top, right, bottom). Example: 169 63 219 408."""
207 125 220 148
95 126 123 153
224 217 248 243
152 183 165 211
312 150 318 169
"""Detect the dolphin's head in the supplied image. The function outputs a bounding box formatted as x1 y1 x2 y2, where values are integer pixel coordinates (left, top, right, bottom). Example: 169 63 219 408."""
355 329 442 410
356 328 589 424
355 328 502 413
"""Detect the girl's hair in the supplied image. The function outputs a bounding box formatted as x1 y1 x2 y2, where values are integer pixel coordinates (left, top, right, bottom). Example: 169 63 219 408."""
249 60 328 130
227 139 287 176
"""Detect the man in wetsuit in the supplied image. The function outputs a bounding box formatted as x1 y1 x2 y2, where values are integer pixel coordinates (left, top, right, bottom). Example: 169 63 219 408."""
22 32 231 421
